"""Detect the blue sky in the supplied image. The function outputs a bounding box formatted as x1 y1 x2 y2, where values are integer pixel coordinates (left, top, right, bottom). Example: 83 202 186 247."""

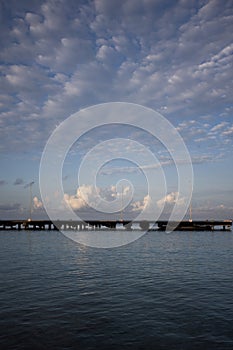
0 0 232 220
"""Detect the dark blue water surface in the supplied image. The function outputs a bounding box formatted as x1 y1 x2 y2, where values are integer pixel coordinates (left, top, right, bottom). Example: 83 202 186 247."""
0 230 233 350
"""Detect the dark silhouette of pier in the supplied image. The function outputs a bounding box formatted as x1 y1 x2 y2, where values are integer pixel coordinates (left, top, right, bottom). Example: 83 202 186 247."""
0 219 232 231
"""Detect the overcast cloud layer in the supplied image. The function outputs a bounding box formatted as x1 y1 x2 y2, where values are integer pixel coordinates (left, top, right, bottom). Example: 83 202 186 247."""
0 0 232 219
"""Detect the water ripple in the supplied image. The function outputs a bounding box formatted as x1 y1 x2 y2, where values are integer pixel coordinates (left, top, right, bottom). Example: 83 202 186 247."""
0 230 233 349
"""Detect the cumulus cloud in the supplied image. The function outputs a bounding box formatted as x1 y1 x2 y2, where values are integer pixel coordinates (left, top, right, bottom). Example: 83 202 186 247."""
64 184 132 211
64 185 98 210
157 192 185 208
131 194 152 212
33 196 43 209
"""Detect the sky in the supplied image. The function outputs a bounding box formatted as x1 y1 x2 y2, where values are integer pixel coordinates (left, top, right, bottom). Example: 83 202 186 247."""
0 0 232 221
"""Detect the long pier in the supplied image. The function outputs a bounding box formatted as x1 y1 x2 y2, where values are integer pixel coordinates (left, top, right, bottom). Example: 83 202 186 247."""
0 220 232 231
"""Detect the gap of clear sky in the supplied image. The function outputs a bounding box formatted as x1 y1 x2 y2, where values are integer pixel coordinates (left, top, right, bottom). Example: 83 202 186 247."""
0 0 232 220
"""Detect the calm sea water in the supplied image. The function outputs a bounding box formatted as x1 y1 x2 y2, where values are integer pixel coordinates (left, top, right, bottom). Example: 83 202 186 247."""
0 230 233 350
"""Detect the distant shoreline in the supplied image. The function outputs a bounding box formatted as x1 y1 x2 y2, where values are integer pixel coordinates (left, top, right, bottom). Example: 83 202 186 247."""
0 219 232 232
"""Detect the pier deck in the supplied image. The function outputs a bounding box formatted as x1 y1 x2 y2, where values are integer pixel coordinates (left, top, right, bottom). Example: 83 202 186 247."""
0 219 232 231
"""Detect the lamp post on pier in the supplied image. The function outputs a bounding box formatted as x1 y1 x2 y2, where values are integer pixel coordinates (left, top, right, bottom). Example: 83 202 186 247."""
24 181 34 221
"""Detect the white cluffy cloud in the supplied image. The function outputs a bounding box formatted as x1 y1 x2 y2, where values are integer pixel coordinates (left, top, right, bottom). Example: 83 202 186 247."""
64 184 131 210
64 185 98 210
157 192 185 208
131 194 152 212
33 196 43 209
64 187 187 216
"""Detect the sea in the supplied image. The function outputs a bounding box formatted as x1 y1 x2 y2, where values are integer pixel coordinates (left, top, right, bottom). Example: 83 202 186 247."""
0 229 233 350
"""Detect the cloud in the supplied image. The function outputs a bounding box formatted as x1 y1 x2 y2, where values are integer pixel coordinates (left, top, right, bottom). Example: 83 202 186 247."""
64 185 100 210
0 0 232 156
0 180 7 186
64 184 158 219
64 184 132 211
100 152 219 177
100 164 142 176
33 196 43 209
222 125 233 136
131 194 152 212
14 178 24 185
24 181 35 188
210 122 228 132
198 43 233 71
0 203 21 211
191 155 216 164
189 203 233 220
157 192 185 208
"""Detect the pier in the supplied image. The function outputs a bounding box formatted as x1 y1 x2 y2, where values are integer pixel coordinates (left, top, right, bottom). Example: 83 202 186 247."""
156 220 232 231
0 219 232 231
